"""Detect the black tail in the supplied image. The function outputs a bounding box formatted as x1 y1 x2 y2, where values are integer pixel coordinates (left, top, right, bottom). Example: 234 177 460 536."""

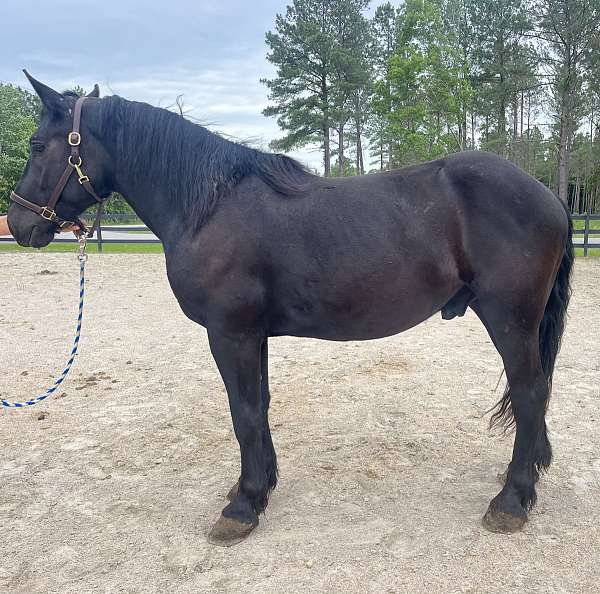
539 202 573 389
490 201 574 434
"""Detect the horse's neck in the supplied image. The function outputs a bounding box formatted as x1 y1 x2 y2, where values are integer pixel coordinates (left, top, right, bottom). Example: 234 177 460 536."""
111 156 183 244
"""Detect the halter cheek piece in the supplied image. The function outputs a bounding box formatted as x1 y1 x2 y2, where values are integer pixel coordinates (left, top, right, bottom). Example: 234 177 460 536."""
10 96 107 236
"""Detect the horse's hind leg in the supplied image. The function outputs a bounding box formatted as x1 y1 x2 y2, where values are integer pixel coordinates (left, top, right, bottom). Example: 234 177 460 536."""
471 299 550 533
472 302 552 480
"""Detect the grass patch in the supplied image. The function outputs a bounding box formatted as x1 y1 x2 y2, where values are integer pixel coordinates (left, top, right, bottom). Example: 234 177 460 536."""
106 229 152 234
572 218 600 230
572 217 600 255
0 242 164 254
1 241 598 257
575 247 600 258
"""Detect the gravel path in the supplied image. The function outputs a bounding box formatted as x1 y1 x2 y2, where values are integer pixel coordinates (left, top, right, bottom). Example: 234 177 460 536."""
1 254 599 594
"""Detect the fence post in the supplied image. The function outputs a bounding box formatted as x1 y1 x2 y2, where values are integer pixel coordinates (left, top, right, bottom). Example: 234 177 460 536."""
97 212 104 253
583 213 590 257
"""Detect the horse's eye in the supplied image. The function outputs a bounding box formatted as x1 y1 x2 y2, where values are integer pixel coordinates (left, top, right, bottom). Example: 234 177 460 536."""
30 141 45 154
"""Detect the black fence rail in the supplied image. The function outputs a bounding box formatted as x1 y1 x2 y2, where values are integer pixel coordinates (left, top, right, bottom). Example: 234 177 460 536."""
93 225 159 251
2 213 600 254
572 214 600 256
0 222 160 251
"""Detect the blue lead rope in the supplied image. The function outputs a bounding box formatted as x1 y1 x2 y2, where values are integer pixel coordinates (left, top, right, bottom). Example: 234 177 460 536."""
1 245 88 408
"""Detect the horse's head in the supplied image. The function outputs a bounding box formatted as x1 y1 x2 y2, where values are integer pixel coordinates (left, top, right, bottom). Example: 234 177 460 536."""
8 71 112 248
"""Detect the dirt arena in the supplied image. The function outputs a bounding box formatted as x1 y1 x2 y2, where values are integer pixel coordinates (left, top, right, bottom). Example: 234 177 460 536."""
1 254 599 594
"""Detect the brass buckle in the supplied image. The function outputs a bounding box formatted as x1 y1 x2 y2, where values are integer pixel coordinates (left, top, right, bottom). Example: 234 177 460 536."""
68 131 81 146
40 207 56 221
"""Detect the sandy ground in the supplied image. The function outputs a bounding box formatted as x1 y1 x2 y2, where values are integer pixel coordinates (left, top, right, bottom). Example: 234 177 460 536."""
0 253 599 594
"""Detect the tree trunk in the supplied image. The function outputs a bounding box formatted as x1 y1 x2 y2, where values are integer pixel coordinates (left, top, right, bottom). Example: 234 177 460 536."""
356 124 364 175
526 91 531 174
513 98 518 138
556 35 578 202
498 92 506 155
338 124 345 177
557 95 572 201
461 105 468 150
322 74 331 177
323 123 331 177
497 37 506 157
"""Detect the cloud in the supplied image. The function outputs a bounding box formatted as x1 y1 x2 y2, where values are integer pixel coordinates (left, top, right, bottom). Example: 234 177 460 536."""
0 0 324 170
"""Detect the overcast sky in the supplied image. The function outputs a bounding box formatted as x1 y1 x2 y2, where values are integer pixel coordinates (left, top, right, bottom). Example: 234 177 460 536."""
1 1 401 171
0 1 312 168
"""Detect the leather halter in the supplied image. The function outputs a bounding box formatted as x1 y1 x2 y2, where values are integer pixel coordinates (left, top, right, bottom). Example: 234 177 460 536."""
10 96 106 235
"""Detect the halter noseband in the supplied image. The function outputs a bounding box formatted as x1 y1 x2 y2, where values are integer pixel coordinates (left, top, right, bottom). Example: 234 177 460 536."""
10 96 106 235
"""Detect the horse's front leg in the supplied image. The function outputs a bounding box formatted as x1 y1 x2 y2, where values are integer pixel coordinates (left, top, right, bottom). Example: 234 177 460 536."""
226 338 278 502
207 329 268 546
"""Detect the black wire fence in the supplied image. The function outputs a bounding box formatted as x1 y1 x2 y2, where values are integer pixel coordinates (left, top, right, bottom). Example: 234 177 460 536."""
1 213 599 254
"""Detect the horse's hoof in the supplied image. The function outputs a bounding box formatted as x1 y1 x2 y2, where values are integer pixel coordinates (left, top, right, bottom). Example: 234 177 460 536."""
226 480 240 501
482 507 527 534
207 515 257 547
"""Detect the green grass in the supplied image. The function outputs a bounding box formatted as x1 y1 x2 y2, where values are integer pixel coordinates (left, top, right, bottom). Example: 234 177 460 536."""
572 217 600 256
572 218 600 230
1 238 598 257
106 229 153 234
575 247 600 257
0 242 164 254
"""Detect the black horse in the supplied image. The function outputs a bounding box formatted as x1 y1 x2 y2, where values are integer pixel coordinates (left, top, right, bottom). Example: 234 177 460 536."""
8 73 573 546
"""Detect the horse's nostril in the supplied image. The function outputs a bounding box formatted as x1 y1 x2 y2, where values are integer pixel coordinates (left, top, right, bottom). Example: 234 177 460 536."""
29 225 54 248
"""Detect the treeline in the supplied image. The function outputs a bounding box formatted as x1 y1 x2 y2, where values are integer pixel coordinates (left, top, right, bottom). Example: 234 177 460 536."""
0 84 38 212
263 0 600 213
2 2 599 215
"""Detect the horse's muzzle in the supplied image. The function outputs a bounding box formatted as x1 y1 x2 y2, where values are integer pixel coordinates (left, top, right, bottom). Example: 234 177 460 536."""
15 224 54 249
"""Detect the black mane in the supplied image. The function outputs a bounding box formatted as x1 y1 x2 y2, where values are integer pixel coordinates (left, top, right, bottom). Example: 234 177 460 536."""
97 95 312 228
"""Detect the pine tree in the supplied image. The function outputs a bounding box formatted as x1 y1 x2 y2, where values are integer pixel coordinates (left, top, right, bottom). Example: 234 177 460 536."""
263 0 372 176
329 0 371 176
466 0 533 157
263 0 337 175
534 0 600 201
368 2 398 170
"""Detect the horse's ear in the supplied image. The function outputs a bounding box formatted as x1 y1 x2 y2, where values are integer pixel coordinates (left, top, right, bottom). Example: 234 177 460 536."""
87 84 100 98
23 69 67 115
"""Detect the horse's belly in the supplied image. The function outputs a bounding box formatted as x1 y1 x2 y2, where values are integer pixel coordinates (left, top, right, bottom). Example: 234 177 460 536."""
270 282 458 341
